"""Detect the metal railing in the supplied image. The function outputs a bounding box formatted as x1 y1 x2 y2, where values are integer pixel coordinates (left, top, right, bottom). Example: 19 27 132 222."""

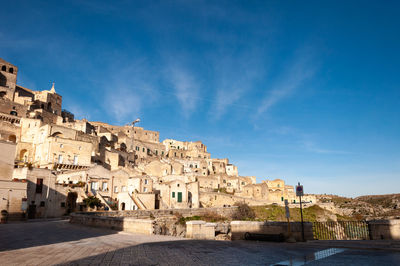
312 221 370 240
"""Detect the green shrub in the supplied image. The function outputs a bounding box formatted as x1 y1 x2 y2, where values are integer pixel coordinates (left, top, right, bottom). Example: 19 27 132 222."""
83 196 102 208
232 203 256 220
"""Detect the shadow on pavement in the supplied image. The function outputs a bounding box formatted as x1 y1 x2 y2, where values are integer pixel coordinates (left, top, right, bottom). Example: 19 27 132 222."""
0 220 117 252
57 239 321 265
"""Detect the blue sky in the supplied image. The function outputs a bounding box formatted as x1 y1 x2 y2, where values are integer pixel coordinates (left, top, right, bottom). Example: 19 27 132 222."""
1 0 399 197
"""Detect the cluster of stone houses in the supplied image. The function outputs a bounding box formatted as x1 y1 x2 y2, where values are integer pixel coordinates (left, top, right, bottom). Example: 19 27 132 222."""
0 58 315 220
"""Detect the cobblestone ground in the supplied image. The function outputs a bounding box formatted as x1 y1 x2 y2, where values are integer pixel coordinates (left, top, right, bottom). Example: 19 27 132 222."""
0 220 399 265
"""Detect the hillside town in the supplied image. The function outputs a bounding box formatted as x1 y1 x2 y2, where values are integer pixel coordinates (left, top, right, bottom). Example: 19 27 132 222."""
0 58 316 220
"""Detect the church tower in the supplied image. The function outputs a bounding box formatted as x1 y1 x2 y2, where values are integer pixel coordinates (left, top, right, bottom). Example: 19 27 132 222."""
0 58 18 101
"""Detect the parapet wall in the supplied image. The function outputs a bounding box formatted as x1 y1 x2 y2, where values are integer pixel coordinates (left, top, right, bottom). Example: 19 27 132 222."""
230 221 313 241
368 219 400 240
70 213 154 235
74 207 238 219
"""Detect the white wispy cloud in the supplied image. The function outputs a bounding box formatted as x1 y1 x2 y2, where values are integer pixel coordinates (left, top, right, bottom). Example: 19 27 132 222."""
106 87 142 124
65 103 93 121
211 49 266 118
301 140 352 155
164 63 199 116
257 51 317 116
99 56 159 124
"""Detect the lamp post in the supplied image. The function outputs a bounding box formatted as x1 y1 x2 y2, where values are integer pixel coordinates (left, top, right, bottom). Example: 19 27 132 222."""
130 118 140 165
296 182 305 242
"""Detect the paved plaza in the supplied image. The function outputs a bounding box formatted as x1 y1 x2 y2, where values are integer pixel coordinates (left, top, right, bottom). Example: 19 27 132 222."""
0 220 400 265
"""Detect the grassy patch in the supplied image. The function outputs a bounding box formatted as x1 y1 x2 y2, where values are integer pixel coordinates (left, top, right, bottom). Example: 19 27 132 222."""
177 212 227 225
251 204 338 222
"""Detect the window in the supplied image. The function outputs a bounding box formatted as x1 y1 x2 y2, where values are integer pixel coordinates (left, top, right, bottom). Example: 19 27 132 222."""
73 155 78 165
281 197 284 201
36 178 43 193
9 68 13 74
172 192 175 198
227 183 231 187
61 202 66 207
162 151 164 155
114 186 118 193
58 154 63 164
91 182 98 191
174 152 177 157
241 182 245 185
40 201 45 207
177 192 182 203
223 180 226 183
1 65 5 71
144 179 148 185
102 182 108 191
121 186 126 192
155 150 158 155
143 187 147 192
142 148 145 152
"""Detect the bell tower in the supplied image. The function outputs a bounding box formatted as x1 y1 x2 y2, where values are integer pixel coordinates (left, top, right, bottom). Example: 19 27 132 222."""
0 58 18 101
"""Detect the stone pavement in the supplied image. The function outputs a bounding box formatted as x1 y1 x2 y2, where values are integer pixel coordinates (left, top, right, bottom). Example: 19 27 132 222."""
0 220 399 265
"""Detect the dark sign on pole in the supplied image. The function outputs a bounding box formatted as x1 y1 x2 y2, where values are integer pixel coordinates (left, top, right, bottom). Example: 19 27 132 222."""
297 182 305 242
296 184 304 197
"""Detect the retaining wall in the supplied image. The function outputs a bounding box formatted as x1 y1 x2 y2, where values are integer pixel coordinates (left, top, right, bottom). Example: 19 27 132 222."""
73 206 237 219
186 221 216 240
368 219 400 240
70 213 154 235
230 221 313 241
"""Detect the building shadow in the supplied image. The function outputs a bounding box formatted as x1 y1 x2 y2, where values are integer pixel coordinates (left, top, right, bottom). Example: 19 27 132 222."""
0 176 115 252
0 220 117 252
56 239 322 266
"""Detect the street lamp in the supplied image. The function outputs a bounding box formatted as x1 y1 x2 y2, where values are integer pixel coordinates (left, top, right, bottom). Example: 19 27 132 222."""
131 118 140 126
130 118 140 165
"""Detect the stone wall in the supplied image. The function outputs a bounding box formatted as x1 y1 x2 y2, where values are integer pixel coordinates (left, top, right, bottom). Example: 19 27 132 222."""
369 219 400 240
70 213 154 235
0 140 16 180
0 180 27 220
230 221 313 241
186 221 216 240
200 192 274 208
74 206 238 219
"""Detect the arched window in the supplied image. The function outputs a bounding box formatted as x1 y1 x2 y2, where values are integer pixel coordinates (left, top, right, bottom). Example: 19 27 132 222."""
20 149 28 162
1 66 6 71
9 68 13 74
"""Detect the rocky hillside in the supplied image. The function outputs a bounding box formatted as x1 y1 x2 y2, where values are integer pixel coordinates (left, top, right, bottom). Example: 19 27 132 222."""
317 193 400 220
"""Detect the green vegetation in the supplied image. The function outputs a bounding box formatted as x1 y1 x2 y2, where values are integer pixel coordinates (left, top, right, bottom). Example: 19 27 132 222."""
83 196 102 208
177 212 227 225
251 204 352 222
232 203 256 220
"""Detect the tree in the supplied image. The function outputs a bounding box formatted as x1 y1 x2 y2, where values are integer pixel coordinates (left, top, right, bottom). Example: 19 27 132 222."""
83 196 102 209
